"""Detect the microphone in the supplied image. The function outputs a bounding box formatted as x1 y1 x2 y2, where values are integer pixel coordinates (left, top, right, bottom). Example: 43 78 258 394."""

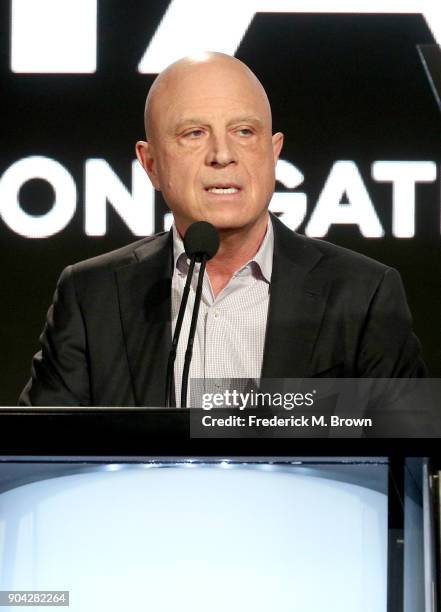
165 221 219 407
183 221 220 263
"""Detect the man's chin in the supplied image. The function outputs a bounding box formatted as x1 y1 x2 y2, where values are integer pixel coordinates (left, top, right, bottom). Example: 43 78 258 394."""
174 209 268 235
200 211 268 233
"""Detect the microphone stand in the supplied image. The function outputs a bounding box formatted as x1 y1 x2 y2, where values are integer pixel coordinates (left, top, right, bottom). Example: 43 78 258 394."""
181 254 207 408
164 255 196 407
164 218 219 408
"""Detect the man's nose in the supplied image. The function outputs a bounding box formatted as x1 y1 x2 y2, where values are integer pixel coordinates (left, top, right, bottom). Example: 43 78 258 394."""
205 132 236 167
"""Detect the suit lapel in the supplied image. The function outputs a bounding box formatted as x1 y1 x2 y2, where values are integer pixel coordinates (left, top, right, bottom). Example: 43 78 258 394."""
115 232 173 407
261 216 328 378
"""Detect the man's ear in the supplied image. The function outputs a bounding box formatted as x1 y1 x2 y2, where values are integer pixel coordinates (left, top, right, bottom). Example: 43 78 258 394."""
272 132 284 163
135 140 161 190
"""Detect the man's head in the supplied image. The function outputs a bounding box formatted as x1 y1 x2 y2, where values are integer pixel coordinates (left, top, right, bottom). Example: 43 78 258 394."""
136 52 283 236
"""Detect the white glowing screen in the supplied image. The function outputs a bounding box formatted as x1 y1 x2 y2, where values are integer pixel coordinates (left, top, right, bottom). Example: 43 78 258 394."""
0 465 387 612
11 0 97 73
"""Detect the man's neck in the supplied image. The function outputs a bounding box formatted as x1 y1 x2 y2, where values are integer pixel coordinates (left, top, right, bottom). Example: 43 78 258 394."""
206 215 269 297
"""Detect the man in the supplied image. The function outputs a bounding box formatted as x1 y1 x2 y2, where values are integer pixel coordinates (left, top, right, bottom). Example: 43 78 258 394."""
19 52 426 407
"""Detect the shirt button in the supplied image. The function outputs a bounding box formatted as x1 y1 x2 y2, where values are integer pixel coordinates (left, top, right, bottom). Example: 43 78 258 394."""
214 310 219 319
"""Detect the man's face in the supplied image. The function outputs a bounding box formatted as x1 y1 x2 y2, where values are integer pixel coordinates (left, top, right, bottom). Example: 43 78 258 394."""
136 59 283 235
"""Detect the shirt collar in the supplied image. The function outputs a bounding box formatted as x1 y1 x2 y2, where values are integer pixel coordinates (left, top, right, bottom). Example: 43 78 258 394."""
172 217 273 283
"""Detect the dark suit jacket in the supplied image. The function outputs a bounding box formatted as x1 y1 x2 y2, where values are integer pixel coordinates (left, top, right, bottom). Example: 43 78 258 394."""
19 215 426 406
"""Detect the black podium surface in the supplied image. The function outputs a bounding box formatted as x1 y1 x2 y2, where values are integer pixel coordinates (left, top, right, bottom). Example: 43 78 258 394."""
0 408 440 457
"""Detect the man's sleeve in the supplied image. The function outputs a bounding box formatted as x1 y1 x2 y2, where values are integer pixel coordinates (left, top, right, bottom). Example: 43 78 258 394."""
357 267 427 377
18 266 91 406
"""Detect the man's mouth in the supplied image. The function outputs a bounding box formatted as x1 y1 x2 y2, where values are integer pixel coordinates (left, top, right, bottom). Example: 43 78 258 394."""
205 186 240 194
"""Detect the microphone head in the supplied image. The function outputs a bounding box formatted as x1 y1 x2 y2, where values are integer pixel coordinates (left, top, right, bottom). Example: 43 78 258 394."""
184 221 220 262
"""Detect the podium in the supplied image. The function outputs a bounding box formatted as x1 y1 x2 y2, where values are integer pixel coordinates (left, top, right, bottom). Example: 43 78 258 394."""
0 409 436 611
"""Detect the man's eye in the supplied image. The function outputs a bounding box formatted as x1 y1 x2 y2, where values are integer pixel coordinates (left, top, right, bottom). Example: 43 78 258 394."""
237 127 253 136
184 129 204 138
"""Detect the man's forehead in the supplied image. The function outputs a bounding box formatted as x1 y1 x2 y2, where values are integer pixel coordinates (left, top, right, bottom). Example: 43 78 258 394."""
156 81 269 119
164 93 268 118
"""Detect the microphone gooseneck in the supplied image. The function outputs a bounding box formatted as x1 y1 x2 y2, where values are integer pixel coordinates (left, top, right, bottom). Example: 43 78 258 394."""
180 254 207 408
164 255 195 407
164 221 219 407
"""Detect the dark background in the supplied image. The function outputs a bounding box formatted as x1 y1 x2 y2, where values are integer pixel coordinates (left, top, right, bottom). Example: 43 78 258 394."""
1 3 441 404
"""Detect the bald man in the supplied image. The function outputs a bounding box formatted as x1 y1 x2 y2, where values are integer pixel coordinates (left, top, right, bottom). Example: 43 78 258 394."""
19 53 426 407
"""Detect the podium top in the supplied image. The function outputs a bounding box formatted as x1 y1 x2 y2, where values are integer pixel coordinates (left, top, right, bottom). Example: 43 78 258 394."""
0 407 438 456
